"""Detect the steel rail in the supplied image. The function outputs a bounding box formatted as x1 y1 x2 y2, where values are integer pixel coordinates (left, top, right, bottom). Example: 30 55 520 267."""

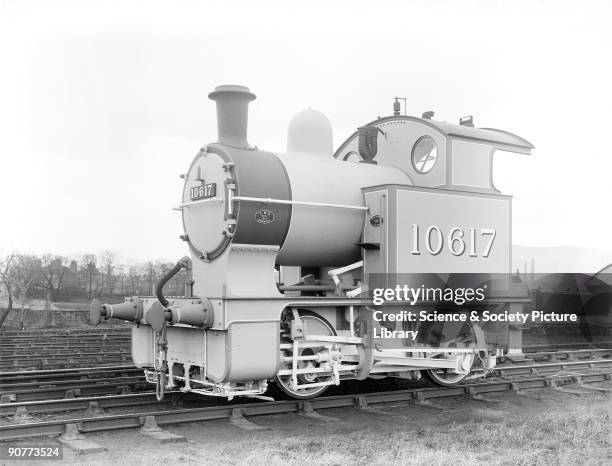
0 333 130 340
1 337 131 343
523 342 612 351
0 350 130 359
1 334 131 338
0 363 131 370
1 340 131 346
1 351 128 359
0 366 139 384
0 330 129 333
0 371 609 441
0 361 132 371
0 345 131 352
0 355 131 366
0 378 149 403
525 348 612 355
0 347 129 354
0 390 255 417
0 343 131 350
0 392 174 416
495 359 612 377
0 375 146 394
522 348 612 360
0 365 137 378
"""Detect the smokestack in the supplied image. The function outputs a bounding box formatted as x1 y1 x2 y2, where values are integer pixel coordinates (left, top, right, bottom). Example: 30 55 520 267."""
208 85 256 148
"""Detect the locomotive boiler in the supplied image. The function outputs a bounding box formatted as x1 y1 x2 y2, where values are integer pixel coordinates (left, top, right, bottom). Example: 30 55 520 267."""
90 85 534 400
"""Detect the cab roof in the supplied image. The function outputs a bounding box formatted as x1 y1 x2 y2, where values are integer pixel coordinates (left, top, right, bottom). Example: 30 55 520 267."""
334 115 534 156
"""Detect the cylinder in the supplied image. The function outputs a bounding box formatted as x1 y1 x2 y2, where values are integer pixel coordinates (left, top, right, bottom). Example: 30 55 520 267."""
90 297 143 325
169 302 214 328
208 85 256 148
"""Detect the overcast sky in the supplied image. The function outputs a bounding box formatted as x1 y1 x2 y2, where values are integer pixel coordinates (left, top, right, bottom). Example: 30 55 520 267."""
1 0 611 264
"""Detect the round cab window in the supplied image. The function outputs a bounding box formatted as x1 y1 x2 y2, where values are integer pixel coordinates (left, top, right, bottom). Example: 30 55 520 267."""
411 136 438 174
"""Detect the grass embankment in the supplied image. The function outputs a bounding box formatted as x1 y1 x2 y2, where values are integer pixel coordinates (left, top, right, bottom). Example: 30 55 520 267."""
209 402 610 465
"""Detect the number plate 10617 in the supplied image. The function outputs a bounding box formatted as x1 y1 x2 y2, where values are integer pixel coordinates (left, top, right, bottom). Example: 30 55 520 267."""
190 183 216 201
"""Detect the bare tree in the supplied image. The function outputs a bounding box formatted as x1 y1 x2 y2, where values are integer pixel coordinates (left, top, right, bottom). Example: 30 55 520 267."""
144 261 158 295
100 250 117 294
126 265 140 295
81 254 97 300
12 254 41 304
8 254 41 329
0 251 16 328
39 254 69 301
115 263 125 295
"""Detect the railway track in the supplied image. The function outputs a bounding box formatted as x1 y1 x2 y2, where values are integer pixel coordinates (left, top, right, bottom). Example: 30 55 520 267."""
1 359 611 418
0 369 610 441
3 347 609 382
523 341 612 351
0 328 132 370
0 366 141 385
0 356 132 371
1 349 610 403
0 376 148 403
1 352 611 419
0 392 181 416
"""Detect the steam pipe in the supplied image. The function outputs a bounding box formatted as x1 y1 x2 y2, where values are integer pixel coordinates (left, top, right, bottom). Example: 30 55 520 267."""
156 256 191 308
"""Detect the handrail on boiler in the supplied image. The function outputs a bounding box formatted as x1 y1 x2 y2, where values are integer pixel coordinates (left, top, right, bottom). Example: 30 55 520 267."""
229 195 369 211
174 195 368 212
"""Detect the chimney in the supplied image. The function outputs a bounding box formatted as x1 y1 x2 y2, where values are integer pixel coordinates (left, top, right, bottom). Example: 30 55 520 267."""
208 85 256 148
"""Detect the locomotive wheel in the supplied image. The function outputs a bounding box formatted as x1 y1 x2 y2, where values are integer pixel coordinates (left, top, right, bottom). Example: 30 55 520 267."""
422 317 477 386
275 311 337 399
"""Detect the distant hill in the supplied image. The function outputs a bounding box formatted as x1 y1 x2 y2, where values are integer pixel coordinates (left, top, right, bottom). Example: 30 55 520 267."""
513 245 612 274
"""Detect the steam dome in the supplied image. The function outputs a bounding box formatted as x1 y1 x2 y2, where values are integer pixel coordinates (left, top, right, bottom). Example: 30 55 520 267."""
287 108 333 157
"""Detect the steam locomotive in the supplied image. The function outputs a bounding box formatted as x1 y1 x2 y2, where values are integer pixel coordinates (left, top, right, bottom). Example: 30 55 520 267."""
90 85 534 400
